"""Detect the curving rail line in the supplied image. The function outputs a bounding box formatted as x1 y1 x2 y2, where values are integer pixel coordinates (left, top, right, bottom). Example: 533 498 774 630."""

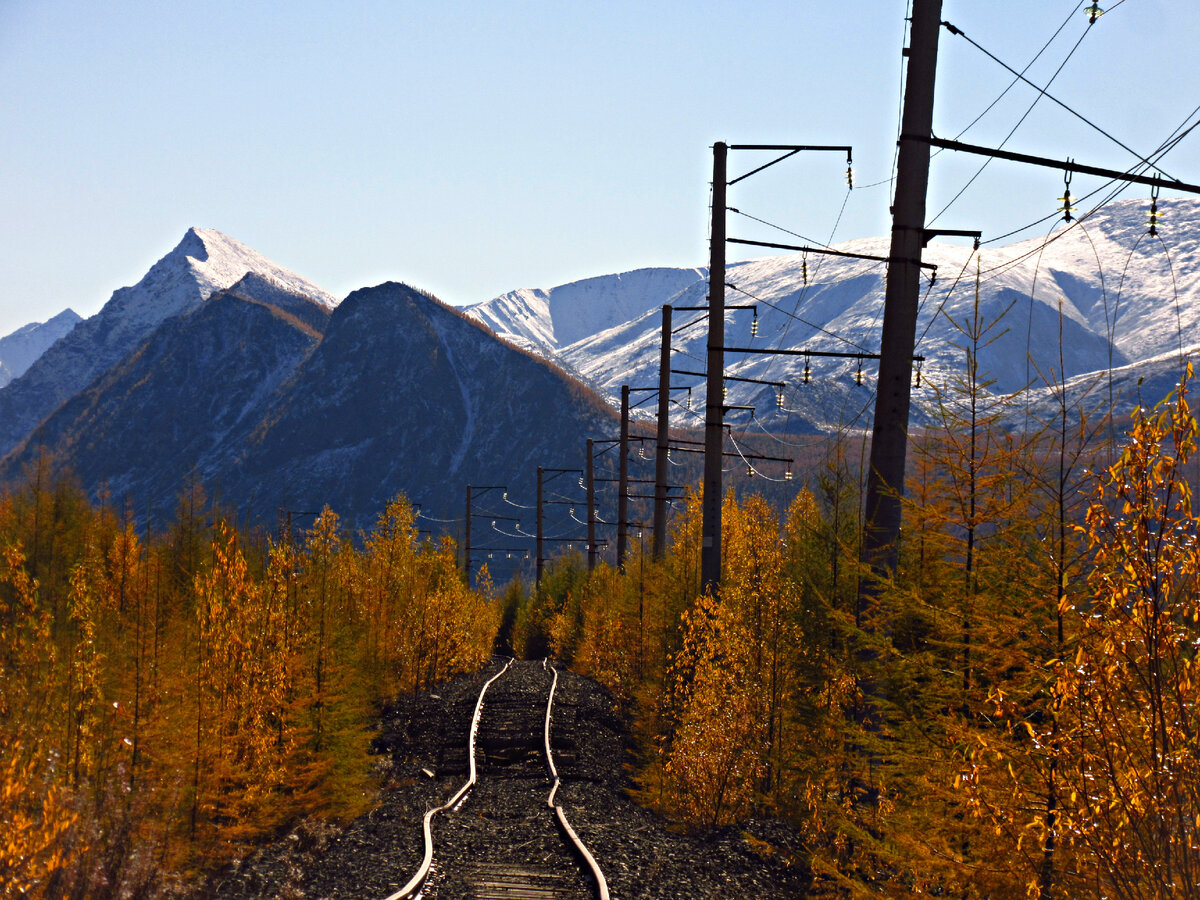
382 658 513 900
544 659 610 900
383 658 608 900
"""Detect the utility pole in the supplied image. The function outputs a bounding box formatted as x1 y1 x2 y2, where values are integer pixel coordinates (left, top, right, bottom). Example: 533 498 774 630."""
536 466 545 586
464 484 472 576
859 0 943 613
617 384 631 570
700 142 727 592
586 438 597 571
653 304 673 560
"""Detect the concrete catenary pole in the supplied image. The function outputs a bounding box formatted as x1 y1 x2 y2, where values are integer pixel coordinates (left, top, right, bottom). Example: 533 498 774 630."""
653 304 673 560
859 0 943 619
700 142 727 592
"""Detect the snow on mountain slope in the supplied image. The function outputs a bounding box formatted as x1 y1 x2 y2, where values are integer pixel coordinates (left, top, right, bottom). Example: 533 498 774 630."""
464 266 706 353
0 228 337 457
0 308 81 388
0 282 329 504
554 197 1199 431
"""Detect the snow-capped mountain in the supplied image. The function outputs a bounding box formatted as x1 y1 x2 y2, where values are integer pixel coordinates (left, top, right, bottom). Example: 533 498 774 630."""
1 274 330 504
0 309 81 389
538 197 1199 431
0 228 337 456
464 266 706 355
1 277 615 528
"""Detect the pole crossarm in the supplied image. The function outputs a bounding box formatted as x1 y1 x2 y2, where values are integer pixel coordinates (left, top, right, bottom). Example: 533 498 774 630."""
724 346 925 362
921 136 1200 195
671 368 784 388
922 228 981 247
669 445 791 463
728 237 937 270
727 145 853 187
673 304 756 311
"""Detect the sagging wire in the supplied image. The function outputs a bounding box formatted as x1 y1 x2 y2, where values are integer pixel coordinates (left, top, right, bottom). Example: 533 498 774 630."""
1020 216 1071 431
727 430 792 483
502 491 536 510
1151 233 1186 369
725 282 871 353
914 241 980 353
727 207 836 252
491 520 528 540
416 511 463 524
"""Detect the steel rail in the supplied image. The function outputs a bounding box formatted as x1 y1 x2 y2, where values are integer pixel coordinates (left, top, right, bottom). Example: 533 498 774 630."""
543 660 610 900
382 657 513 900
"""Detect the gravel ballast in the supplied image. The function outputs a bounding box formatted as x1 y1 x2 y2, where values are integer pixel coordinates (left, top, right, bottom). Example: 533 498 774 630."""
201 658 813 899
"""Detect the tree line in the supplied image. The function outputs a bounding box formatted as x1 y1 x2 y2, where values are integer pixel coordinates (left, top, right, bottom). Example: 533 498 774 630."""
513 345 1198 896
0 479 498 898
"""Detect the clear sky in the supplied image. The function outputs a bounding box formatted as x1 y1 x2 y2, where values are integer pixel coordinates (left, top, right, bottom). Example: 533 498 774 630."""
2 1 1198 336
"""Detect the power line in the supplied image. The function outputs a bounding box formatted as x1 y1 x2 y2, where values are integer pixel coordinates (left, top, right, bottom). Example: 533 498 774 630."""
929 15 1096 226
942 17 1173 179
944 2 1084 146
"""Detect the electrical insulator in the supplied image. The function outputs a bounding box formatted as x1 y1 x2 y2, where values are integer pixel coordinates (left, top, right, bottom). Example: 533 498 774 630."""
785 466 793 482
776 389 785 408
914 362 923 388
569 507 574 517
1086 2 1104 22
846 165 854 189
802 255 808 285
746 465 754 477
751 313 759 337
1059 166 1076 222
803 359 811 384
855 362 864 386
722 385 728 402
1148 182 1163 236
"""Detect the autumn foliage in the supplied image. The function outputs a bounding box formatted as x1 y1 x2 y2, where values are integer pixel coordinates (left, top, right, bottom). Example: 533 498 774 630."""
520 364 1199 896
0 483 497 898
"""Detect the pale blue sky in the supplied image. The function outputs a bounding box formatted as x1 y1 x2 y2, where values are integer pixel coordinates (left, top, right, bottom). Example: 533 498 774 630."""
2 1 1197 335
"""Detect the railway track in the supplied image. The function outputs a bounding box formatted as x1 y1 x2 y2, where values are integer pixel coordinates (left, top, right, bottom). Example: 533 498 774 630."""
382 658 609 900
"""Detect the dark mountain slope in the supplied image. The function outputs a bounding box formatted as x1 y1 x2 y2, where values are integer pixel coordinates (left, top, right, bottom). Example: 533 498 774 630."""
227 282 617 526
1 277 329 513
